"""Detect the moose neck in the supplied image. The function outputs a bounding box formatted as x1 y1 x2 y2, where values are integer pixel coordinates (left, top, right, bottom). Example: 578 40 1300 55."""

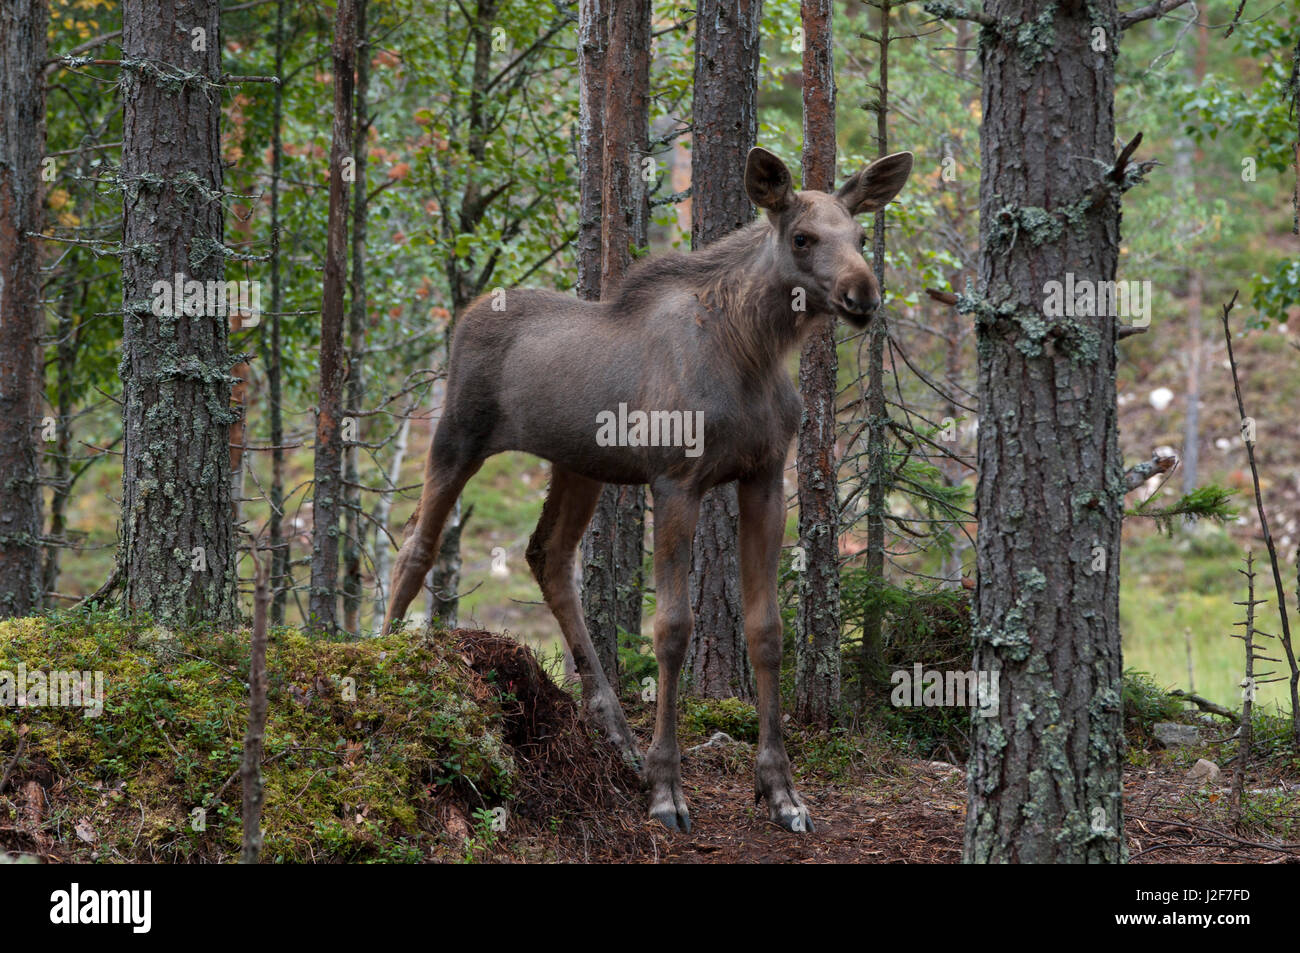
693 219 813 378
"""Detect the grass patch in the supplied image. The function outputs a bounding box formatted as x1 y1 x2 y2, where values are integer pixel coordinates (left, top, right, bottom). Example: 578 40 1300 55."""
0 607 514 863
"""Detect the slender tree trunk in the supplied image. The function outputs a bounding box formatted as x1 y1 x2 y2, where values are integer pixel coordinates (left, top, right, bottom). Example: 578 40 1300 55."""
0 0 48 617
684 0 760 701
240 547 270 863
860 0 893 699
228 315 251 522
265 0 289 625
43 277 78 600
120 0 237 625
961 0 1125 863
1181 16 1208 499
371 415 410 627
310 0 357 631
430 0 500 629
343 0 371 637
581 0 650 685
793 0 840 722
575 0 609 683
427 497 466 628
576 0 607 305
938 16 974 590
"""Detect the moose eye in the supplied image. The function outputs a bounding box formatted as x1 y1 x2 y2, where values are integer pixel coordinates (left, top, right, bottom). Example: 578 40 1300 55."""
793 233 809 248
858 233 867 249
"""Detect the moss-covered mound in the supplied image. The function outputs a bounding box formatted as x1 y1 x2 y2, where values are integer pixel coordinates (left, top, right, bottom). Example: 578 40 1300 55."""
0 609 633 863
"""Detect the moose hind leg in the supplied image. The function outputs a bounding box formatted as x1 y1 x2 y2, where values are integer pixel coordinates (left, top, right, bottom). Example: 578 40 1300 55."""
382 442 482 634
739 466 813 833
526 466 641 769
645 481 701 833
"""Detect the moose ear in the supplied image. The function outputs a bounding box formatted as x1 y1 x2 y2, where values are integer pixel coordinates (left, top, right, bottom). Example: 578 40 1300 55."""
835 151 913 216
745 147 795 214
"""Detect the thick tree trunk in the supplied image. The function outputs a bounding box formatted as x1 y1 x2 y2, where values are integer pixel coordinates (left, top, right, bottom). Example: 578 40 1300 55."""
581 0 650 685
793 0 841 722
343 0 371 637
0 0 48 617
684 0 760 701
963 0 1126 863
309 0 356 631
119 0 237 625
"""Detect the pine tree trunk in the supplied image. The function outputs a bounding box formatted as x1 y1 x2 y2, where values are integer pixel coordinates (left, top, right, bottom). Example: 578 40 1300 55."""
0 0 48 617
430 0 500 630
684 0 760 701
428 496 465 628
1180 17 1209 500
43 274 78 600
343 0 371 638
860 2 893 697
581 0 650 685
371 415 410 626
963 0 1125 863
793 0 841 723
119 0 237 625
309 0 356 632
575 0 608 681
265 0 289 625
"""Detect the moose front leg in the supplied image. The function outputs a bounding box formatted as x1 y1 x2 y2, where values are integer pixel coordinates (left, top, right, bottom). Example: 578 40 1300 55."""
739 464 813 832
646 480 701 832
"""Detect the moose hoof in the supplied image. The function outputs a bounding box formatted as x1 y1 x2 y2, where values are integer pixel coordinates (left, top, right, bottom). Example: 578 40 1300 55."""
619 744 645 775
771 803 815 833
649 801 692 834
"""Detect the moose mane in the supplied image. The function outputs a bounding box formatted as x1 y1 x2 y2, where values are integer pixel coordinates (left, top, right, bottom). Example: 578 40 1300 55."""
610 217 799 377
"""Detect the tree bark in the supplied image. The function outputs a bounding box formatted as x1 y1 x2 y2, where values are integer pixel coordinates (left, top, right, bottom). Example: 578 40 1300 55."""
371 415 410 626
0 0 48 617
860 0 893 698
684 0 761 701
581 0 650 685
240 546 269 863
430 0 499 630
793 0 841 723
120 0 237 625
264 0 289 625
962 0 1126 863
1180 16 1209 500
309 0 356 632
343 0 371 637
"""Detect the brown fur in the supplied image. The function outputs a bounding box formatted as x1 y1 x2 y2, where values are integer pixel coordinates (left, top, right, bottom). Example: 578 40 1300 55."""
383 147 913 832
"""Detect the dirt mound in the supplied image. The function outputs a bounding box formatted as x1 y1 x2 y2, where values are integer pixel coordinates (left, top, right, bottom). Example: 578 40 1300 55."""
450 629 645 848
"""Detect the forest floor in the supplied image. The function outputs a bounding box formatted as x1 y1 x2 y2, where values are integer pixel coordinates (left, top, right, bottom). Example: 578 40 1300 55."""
4 619 1298 865
469 659 1300 865
499 724 1300 864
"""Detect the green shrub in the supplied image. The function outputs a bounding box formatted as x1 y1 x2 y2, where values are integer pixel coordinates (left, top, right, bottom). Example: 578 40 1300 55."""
680 696 759 742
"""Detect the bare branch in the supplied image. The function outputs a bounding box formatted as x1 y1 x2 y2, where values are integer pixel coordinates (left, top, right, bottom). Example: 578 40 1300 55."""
1119 0 1192 31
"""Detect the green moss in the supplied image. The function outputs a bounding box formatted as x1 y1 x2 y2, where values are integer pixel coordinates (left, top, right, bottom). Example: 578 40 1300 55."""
0 607 514 863
680 696 759 743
